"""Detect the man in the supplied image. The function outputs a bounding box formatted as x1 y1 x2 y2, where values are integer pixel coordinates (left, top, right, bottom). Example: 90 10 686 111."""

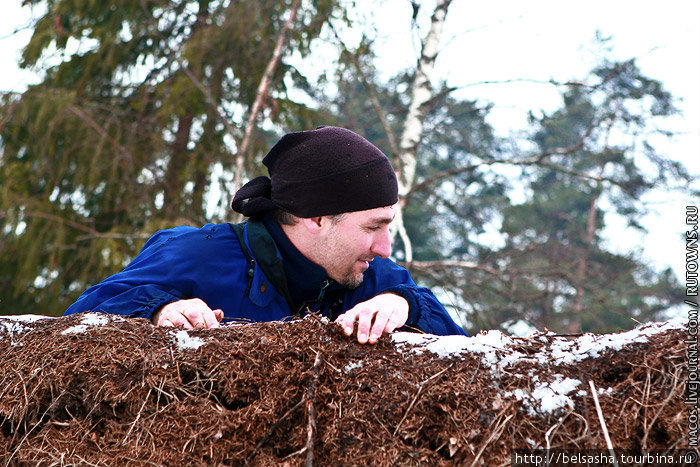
64 126 467 342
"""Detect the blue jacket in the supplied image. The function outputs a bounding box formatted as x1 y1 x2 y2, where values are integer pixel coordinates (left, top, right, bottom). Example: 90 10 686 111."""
64 220 467 336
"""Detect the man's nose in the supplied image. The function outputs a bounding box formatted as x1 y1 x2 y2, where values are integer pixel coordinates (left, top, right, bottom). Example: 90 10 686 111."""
371 229 392 258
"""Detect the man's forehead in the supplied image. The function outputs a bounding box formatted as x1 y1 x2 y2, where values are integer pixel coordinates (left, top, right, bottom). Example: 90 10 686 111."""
361 206 395 223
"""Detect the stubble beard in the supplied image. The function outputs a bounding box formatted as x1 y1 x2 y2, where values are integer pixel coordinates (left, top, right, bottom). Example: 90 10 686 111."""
317 225 369 290
339 269 365 289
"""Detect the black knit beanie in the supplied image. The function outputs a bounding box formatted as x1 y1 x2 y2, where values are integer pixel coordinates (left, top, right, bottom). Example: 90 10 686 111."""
231 126 399 218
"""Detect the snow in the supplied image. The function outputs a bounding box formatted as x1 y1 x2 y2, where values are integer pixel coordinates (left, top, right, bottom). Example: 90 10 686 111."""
61 313 112 335
507 376 581 416
0 315 53 323
80 313 109 326
0 312 118 337
343 360 364 373
0 320 28 338
546 318 684 365
172 330 206 350
392 329 523 364
393 318 685 416
393 329 523 368
392 318 685 366
0 314 53 340
62 325 88 335
0 312 207 350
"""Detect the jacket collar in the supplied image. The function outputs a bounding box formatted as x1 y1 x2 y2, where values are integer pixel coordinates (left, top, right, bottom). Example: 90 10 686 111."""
262 214 328 308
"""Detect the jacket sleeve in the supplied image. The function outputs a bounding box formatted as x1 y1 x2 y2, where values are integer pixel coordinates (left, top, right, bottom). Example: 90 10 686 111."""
63 225 235 319
346 258 467 336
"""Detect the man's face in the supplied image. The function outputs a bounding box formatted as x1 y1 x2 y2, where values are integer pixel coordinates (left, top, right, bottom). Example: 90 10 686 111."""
313 205 394 288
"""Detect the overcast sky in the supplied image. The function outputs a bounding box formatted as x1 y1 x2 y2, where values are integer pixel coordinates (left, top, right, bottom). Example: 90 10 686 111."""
1 0 698 284
413 1 699 281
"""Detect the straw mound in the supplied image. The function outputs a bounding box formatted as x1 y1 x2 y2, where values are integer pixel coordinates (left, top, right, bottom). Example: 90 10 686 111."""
0 313 690 466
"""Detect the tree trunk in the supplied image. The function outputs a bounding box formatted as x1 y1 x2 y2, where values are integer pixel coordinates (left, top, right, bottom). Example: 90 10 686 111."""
570 179 602 332
393 0 452 263
163 0 210 220
191 60 226 223
164 113 194 219
228 0 302 222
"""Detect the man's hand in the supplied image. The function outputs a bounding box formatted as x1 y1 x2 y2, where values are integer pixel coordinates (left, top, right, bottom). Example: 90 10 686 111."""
151 298 223 329
334 293 408 344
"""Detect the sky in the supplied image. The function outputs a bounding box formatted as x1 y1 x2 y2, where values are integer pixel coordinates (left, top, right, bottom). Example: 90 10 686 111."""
365 0 700 283
1 0 699 285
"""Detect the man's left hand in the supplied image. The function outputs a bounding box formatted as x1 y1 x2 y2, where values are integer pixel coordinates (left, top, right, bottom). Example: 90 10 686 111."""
334 293 408 344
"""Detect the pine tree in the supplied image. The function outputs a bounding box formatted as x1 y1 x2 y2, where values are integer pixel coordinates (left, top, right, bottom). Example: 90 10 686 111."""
486 58 691 333
0 0 337 315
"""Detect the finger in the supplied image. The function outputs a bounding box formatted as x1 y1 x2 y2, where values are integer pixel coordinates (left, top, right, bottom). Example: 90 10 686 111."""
178 312 195 329
153 301 180 326
378 294 409 334
368 309 393 344
202 309 221 329
355 307 376 344
183 305 210 329
385 310 407 333
165 311 193 329
335 309 359 336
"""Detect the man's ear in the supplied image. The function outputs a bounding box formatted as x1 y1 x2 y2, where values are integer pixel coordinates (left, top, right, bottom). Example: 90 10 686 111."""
300 216 324 233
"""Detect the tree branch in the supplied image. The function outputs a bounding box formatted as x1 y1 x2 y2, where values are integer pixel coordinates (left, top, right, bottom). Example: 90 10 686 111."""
452 77 594 91
181 65 241 149
66 105 131 161
401 259 500 276
405 119 602 200
328 23 400 158
233 0 302 197
24 211 98 236
23 211 150 241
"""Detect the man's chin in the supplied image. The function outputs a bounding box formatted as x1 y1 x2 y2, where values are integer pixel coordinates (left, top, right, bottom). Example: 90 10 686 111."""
340 273 364 289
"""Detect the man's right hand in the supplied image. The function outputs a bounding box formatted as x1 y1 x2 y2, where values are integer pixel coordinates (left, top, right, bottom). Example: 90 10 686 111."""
151 298 223 329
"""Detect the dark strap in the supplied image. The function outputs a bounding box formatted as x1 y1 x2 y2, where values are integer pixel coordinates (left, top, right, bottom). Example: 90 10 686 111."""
229 220 297 314
230 222 254 296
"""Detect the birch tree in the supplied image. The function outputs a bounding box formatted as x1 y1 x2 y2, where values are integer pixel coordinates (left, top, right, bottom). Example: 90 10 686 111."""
391 0 452 263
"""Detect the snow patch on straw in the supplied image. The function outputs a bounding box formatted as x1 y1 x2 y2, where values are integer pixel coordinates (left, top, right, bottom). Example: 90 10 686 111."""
0 315 53 323
393 318 684 365
0 314 53 340
343 360 364 373
546 318 684 365
62 325 88 335
393 318 684 416
173 330 206 350
507 376 581 416
0 320 28 339
62 313 112 334
393 329 523 367
80 313 110 326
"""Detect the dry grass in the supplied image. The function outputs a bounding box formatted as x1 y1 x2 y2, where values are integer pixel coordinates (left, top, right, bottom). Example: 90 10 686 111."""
0 313 690 466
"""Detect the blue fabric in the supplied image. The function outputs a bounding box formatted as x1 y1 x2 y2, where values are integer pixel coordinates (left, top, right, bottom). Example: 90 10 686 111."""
64 222 467 336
